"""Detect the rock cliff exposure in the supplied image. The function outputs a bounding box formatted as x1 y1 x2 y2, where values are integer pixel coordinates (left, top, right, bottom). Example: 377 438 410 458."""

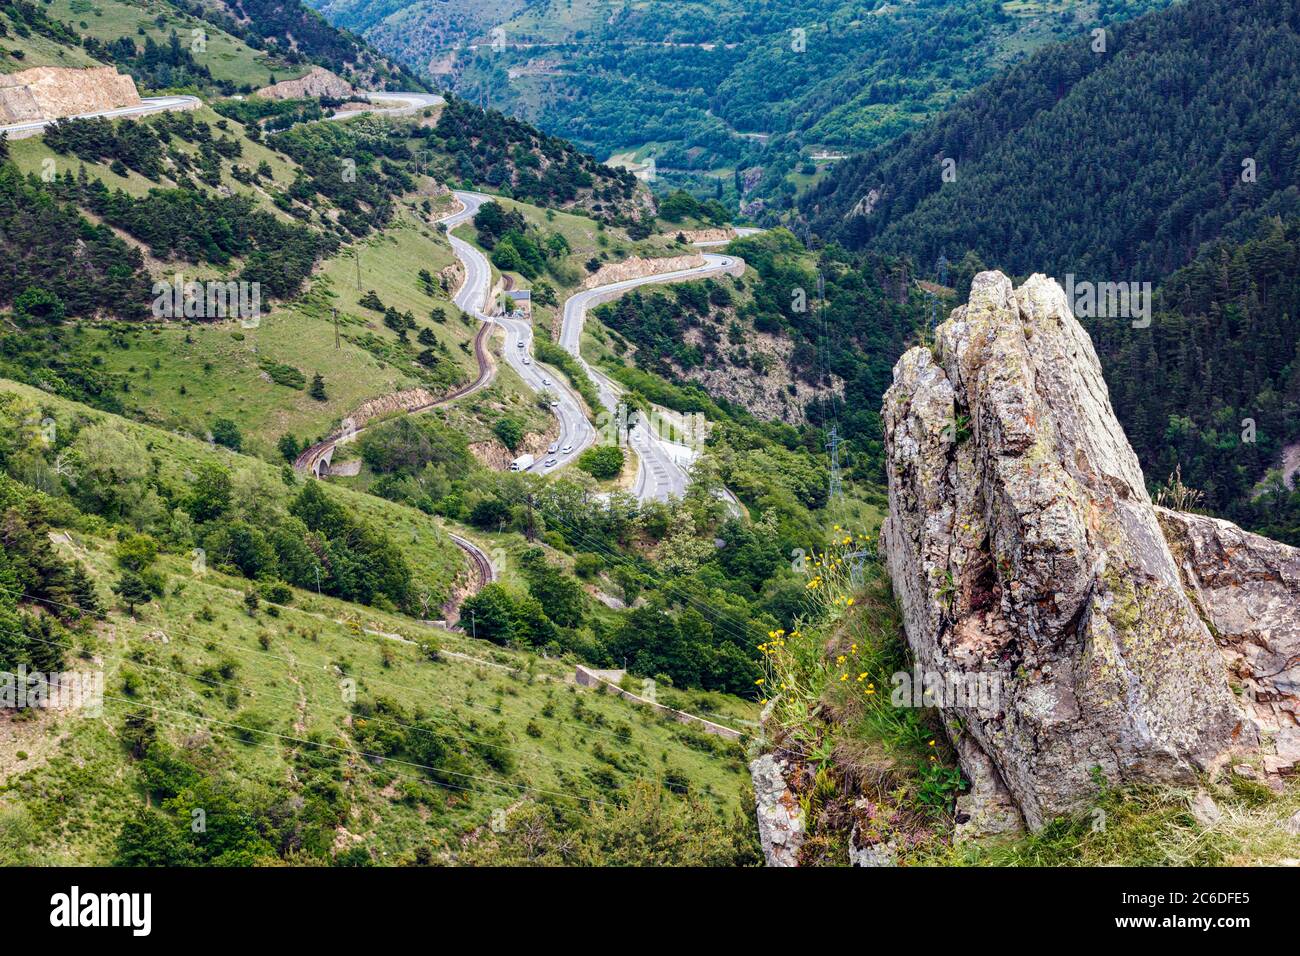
257 66 356 101
0 66 140 124
881 271 1299 831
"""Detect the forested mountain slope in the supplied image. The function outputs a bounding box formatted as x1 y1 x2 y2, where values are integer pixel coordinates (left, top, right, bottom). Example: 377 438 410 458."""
1091 218 1300 544
306 0 1170 211
805 0 1300 281
776 0 1300 547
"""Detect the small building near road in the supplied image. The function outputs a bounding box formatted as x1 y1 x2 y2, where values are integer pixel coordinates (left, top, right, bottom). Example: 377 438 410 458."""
497 289 531 318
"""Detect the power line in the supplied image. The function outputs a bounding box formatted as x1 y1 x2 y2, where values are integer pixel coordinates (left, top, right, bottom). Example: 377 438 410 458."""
826 425 844 502
2 616 615 807
0 583 749 747
6 620 694 780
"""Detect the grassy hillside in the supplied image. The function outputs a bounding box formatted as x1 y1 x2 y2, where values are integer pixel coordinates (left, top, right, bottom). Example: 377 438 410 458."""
0 377 757 866
43 0 296 88
0 0 422 93
6 103 298 205
0 4 101 71
0 47 900 869
0 0 891 871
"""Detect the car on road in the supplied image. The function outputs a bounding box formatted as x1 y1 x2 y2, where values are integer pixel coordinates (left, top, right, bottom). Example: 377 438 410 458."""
548 442 560 453
550 400 560 408
561 445 573 454
522 356 530 364
542 377 551 386
516 341 524 348
544 458 558 468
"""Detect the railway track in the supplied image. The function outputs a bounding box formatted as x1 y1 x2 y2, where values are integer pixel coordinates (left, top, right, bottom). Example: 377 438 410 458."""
292 318 493 477
448 534 495 591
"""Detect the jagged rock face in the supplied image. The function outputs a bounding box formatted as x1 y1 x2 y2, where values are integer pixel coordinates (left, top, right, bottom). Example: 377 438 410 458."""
750 754 804 866
579 254 706 291
0 67 140 124
257 66 355 101
879 271 1296 830
1157 508 1300 775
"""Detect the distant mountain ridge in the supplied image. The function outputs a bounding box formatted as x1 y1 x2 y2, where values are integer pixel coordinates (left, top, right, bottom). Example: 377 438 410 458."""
805 0 1300 282
302 0 1171 211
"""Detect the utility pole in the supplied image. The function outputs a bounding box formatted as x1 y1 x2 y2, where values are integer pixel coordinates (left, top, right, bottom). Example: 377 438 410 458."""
826 425 843 501
332 307 341 350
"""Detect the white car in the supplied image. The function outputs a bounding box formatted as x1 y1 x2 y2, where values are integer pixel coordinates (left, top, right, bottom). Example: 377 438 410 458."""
544 458 558 468
522 356 531 365
542 377 551 386
561 444 573 454
516 341 524 348
548 442 560 453
549 400 560 408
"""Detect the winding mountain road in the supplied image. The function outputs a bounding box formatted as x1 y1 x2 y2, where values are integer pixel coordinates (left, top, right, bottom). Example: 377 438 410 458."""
290 132 745 585
446 190 597 475
448 191 747 501
557 253 744 501
329 91 445 119
0 94 202 139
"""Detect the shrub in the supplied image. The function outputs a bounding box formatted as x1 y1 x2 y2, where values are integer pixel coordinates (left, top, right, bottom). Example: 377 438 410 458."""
577 446 624 480
210 418 242 451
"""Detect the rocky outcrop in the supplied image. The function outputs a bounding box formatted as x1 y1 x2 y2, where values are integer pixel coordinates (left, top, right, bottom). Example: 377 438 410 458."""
881 271 1298 831
1281 443 1300 491
0 67 140 124
673 325 823 425
580 254 706 291
680 227 737 244
349 387 439 427
468 426 556 472
1157 508 1300 775
257 66 355 101
750 754 805 866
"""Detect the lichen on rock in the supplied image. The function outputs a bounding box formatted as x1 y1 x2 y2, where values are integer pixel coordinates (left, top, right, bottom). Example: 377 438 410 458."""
750 753 805 866
881 271 1296 830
